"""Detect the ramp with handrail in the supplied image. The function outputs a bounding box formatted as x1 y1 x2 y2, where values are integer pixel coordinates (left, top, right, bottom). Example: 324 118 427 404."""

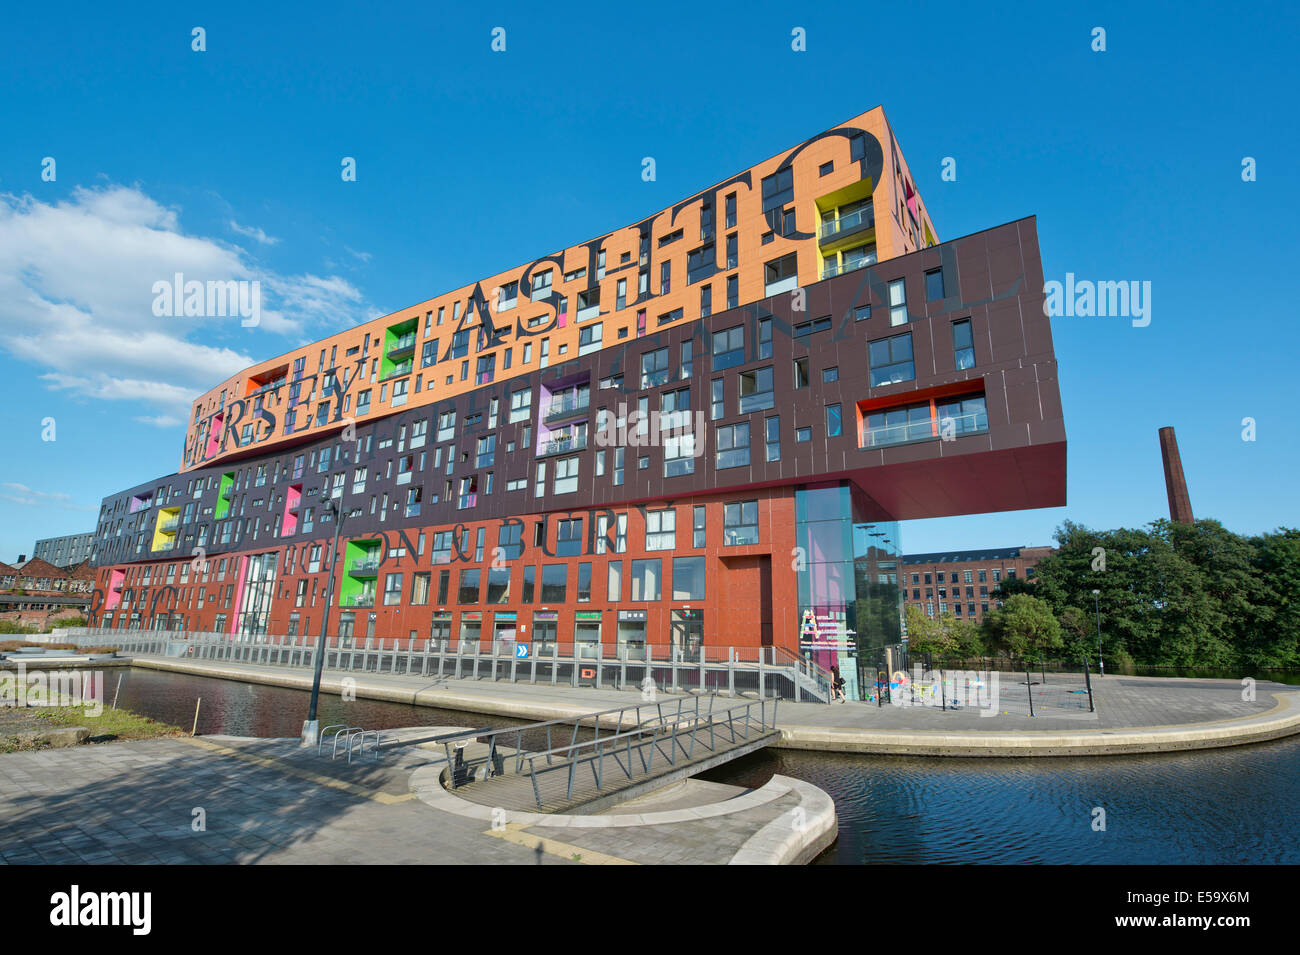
428 696 781 813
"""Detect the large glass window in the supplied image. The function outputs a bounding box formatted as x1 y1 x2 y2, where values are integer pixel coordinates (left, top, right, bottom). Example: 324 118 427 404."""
541 564 567 603
556 518 583 557
869 333 915 386
716 422 750 469
738 366 774 413
672 556 706 601
926 268 946 301
630 559 662 601
645 509 676 551
723 500 759 545
863 403 933 447
553 455 580 494
761 167 793 212
458 569 480 604
640 347 670 388
937 395 988 436
486 568 510 603
712 326 745 370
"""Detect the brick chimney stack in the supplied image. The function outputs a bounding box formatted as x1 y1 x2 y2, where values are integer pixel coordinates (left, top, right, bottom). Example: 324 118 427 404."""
1159 426 1194 524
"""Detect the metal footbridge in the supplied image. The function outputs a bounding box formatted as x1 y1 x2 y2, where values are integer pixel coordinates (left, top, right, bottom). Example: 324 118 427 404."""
403 696 781 814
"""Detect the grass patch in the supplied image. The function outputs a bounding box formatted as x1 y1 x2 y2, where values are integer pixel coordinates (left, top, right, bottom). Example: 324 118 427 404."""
0 705 185 751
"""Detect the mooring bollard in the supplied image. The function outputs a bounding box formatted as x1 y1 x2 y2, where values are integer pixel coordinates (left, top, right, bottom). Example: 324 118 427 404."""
1025 670 1034 717
191 697 202 736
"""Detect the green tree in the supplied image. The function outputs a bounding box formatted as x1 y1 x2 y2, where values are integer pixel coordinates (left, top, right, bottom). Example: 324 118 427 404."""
983 594 1063 661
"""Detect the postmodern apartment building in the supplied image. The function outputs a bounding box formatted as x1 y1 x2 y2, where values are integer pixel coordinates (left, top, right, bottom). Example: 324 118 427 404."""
84 106 1066 686
902 546 1056 625
33 531 96 568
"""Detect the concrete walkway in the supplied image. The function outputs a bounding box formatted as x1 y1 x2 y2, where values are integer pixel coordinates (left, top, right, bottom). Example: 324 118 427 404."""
0 731 834 865
129 655 1300 756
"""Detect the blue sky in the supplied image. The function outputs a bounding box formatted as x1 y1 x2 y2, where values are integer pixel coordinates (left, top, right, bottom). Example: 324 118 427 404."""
0 0 1297 561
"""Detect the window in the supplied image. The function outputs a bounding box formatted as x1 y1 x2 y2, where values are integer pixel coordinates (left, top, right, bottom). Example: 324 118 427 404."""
716 422 750 469
952 319 975 370
765 416 781 462
712 325 745 370
726 233 738 270
738 366 774 413
888 278 908 326
630 559 662 601
710 379 724 420
645 509 676 550
863 402 936 447
796 427 811 442
723 501 759 545
579 323 603 356
855 304 871 322
613 447 625 486
553 455 580 494
869 333 915 386
487 568 510 604
764 253 798 296
761 167 793 212
726 274 738 309
616 278 627 310
672 556 705 601
383 573 403 606
476 434 496 468
699 283 711 318
687 244 714 284
531 269 553 296
556 518 583 557
937 395 989 437
926 268 946 301
823 366 839 383
509 387 532 423
640 347 670 388
541 564 567 603
725 192 737 228
826 404 842 438
793 357 810 389
411 572 430 605
576 562 592 603
659 260 671 295
607 561 622 602
457 569 480 604
405 486 422 517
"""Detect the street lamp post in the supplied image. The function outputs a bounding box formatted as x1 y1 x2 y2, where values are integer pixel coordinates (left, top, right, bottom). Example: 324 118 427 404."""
301 494 347 746
1092 588 1104 677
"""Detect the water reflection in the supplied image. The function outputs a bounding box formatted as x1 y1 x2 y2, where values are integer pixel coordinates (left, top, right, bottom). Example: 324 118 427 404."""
109 668 1300 865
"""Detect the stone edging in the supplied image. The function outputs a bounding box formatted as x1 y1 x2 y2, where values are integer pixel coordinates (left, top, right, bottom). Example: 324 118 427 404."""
773 690 1300 756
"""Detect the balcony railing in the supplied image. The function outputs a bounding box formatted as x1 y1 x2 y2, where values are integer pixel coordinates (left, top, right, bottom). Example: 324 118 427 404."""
381 361 413 381
158 517 179 532
541 434 588 457
349 556 380 575
387 334 416 355
822 254 876 278
347 593 375 607
545 393 590 421
861 411 988 449
819 205 875 240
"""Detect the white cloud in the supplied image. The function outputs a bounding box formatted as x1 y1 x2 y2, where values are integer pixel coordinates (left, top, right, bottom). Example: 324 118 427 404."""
228 220 280 245
0 482 96 513
0 184 370 421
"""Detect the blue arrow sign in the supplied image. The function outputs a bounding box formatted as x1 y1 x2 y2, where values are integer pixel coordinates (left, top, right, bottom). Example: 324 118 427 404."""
515 643 530 659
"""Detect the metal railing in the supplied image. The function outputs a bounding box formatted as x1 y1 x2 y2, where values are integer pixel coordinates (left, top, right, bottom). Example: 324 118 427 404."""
434 696 780 809
387 334 416 354
862 411 987 449
818 205 875 240
48 629 832 702
348 556 380 574
544 394 590 419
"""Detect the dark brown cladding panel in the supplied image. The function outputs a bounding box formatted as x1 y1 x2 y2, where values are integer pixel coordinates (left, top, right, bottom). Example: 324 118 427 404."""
93 217 1065 567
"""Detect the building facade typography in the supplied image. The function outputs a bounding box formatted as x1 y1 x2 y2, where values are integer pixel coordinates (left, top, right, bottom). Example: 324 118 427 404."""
86 107 1067 679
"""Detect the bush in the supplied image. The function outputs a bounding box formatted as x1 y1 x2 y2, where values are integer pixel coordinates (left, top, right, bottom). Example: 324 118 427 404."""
0 640 42 651
83 646 120 654
44 643 79 650
0 622 40 635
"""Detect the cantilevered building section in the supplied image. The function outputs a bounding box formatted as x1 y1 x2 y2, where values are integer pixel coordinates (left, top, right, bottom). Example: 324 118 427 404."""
86 106 1066 688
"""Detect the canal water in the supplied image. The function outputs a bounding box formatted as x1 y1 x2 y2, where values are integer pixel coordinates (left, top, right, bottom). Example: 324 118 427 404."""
105 668 1300 865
